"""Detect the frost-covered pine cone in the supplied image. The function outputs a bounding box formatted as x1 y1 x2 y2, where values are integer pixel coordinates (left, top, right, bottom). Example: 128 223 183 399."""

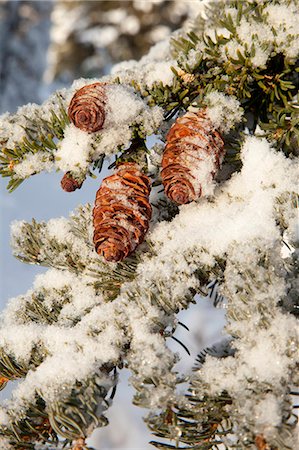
93 162 152 262
161 109 225 204
68 82 106 132
60 172 83 192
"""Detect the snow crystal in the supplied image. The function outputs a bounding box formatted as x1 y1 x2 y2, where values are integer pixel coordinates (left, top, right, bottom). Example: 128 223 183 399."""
251 46 270 68
236 18 273 46
91 124 132 158
10 220 26 242
264 3 299 59
254 394 282 430
185 145 216 197
33 268 75 291
0 437 13 450
204 91 243 132
111 36 178 89
58 281 101 323
145 61 177 88
0 324 41 363
105 85 146 126
0 407 10 426
142 38 172 62
55 123 92 172
14 153 54 178
46 217 71 242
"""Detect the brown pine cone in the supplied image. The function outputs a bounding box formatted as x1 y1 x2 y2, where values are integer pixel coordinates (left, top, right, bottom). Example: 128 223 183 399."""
161 109 225 205
93 162 152 262
61 172 83 192
68 82 106 132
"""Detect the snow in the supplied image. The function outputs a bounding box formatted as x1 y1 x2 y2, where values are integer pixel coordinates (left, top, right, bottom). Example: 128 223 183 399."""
0 323 41 363
111 37 178 88
55 123 92 173
145 61 178 88
0 407 10 426
81 26 119 47
254 394 282 432
14 153 54 178
46 217 72 242
0 437 13 450
264 3 299 59
105 84 148 125
204 91 243 132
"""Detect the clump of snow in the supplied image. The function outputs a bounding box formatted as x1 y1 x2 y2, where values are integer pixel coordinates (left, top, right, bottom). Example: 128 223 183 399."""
254 394 282 430
46 217 72 242
0 436 13 450
264 3 299 59
0 407 10 426
10 220 26 242
143 61 178 89
55 123 92 172
112 38 178 88
0 323 42 363
105 85 146 125
33 268 74 291
204 91 243 132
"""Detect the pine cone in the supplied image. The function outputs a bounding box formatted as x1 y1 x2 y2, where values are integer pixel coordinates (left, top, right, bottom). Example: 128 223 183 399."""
161 109 225 205
93 162 152 262
68 82 106 132
61 172 83 192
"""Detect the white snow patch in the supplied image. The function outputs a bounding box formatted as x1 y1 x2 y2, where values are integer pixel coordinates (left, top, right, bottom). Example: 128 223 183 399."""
55 123 92 172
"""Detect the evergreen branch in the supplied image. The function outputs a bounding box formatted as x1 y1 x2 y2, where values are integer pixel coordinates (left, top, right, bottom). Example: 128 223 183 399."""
147 389 233 449
11 205 138 300
0 94 69 192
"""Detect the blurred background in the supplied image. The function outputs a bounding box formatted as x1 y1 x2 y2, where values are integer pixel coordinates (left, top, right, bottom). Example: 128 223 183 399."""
0 1 225 448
